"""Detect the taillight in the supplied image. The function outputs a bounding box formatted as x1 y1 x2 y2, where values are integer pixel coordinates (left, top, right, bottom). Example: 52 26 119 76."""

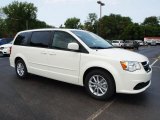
9 46 12 55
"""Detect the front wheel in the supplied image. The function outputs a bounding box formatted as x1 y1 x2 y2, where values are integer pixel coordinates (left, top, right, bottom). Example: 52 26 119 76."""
15 59 28 79
84 69 115 100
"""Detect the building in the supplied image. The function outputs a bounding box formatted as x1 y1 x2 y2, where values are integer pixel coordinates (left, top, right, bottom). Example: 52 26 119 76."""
144 37 160 45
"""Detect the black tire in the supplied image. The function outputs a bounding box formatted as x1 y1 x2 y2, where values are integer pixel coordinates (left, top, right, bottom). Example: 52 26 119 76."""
15 59 28 79
84 69 115 100
1 53 4 57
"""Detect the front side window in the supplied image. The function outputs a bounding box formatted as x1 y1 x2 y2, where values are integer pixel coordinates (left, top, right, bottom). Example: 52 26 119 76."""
52 31 77 50
14 32 31 46
71 30 112 49
30 31 51 48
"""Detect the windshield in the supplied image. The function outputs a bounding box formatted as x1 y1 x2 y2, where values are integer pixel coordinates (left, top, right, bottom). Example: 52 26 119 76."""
112 41 119 43
71 30 112 49
9 41 13 44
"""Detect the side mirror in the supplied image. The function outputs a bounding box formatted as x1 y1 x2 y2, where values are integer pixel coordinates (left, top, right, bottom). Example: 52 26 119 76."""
68 43 79 51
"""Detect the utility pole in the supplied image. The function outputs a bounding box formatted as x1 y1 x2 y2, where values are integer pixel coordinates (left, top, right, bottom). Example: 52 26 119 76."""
97 1 105 19
97 1 105 35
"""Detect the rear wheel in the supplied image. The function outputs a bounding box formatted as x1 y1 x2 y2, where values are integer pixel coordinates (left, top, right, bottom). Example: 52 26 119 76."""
84 69 115 100
15 59 28 79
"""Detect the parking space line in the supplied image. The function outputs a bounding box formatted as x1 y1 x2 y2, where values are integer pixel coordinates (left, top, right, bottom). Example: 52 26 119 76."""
151 59 159 66
87 99 116 120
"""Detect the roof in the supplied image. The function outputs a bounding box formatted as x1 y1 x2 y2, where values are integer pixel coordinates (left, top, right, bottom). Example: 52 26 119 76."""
144 37 160 39
18 28 85 33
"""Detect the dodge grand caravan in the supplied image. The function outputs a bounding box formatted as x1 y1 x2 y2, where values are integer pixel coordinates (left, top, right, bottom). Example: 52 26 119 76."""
10 29 152 100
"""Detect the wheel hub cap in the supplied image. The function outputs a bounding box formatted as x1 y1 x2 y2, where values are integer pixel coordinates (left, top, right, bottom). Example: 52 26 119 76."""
89 75 108 96
17 63 24 76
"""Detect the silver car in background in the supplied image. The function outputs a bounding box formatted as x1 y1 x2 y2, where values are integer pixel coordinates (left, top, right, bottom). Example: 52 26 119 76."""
124 40 134 49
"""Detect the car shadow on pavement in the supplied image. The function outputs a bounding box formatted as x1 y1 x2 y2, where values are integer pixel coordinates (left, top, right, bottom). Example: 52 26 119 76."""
0 54 10 57
116 92 149 105
13 73 149 103
14 74 98 100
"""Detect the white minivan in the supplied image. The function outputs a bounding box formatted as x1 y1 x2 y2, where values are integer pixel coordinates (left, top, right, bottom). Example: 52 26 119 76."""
10 29 152 100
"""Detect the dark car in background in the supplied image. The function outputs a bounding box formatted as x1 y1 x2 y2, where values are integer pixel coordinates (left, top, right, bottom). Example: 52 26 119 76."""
124 40 134 49
124 40 140 49
0 38 13 45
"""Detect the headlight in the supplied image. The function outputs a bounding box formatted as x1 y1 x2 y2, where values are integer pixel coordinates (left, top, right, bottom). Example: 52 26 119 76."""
120 61 141 72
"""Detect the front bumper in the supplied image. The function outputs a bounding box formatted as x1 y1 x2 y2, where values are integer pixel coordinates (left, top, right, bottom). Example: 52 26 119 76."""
116 67 152 94
0 48 10 55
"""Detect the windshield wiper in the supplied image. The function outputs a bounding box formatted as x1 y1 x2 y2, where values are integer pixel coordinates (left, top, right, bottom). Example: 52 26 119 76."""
90 46 113 49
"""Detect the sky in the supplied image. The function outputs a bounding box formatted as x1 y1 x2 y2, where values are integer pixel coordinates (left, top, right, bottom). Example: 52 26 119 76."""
0 0 160 27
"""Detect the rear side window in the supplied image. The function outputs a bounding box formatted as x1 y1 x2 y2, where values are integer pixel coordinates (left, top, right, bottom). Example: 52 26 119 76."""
14 32 31 46
30 31 51 48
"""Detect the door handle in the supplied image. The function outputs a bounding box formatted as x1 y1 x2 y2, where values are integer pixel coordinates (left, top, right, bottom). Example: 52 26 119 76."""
41 51 47 54
49 52 56 55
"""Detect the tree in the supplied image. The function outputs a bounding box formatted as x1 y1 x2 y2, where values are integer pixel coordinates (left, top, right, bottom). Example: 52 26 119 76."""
0 8 6 19
1 1 52 37
142 16 159 26
2 1 37 33
0 9 8 37
142 16 160 37
0 19 8 37
84 13 98 33
31 19 53 29
64 17 81 29
121 23 144 40
99 14 132 39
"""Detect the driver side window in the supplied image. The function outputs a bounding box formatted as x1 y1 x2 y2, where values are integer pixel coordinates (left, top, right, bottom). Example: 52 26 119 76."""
52 31 77 50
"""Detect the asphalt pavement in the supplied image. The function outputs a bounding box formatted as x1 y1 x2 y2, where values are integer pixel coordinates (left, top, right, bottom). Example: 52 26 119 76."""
0 46 160 120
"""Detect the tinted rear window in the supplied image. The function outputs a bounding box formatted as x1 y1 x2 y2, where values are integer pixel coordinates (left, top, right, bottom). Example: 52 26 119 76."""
30 31 51 48
14 32 31 46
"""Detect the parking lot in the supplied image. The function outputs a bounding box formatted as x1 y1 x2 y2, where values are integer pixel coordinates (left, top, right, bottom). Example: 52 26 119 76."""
0 46 160 120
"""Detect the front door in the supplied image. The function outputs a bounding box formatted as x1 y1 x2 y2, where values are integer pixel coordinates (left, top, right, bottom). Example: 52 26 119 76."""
46 31 81 84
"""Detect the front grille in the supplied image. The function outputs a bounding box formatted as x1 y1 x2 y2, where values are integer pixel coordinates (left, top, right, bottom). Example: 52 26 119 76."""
0 47 4 50
134 81 150 90
141 61 151 72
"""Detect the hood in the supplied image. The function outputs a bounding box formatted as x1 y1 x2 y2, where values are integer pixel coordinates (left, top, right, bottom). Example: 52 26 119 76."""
0 43 12 48
91 48 148 62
